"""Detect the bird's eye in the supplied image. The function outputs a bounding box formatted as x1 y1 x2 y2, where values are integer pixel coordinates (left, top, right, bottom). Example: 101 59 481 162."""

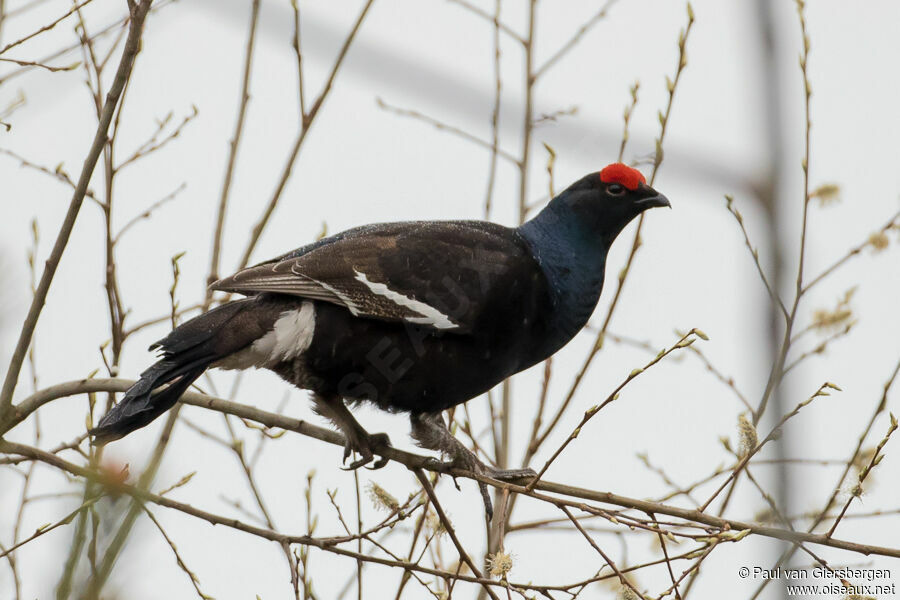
607 183 625 196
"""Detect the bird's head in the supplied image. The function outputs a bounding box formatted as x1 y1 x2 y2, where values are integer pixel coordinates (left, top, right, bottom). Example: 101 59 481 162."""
548 163 670 247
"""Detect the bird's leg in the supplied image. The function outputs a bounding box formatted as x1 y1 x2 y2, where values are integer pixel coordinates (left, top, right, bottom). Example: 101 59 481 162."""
311 394 391 470
410 412 536 519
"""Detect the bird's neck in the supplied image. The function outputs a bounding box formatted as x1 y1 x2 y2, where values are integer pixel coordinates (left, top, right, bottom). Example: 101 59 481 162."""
517 200 609 354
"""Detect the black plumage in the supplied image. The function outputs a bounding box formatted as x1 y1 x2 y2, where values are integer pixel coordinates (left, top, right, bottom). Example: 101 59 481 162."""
92 163 669 518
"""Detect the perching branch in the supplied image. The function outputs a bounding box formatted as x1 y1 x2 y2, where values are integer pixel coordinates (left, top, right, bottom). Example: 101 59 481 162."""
3 378 900 560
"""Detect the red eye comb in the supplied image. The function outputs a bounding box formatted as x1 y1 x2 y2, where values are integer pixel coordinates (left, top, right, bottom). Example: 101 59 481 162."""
599 163 646 191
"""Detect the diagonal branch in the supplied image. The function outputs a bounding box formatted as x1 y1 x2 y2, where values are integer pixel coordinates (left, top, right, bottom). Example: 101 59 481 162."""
206 0 262 307
237 0 375 271
413 469 500 600
533 0 618 80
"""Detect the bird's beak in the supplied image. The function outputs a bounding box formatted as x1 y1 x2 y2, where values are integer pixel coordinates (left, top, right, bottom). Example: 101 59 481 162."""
634 193 671 210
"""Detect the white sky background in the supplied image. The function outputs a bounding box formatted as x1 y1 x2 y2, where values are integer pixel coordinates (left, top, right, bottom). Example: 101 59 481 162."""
1 0 899 598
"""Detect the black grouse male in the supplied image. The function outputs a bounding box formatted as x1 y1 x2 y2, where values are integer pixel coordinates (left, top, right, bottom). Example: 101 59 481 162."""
93 163 670 517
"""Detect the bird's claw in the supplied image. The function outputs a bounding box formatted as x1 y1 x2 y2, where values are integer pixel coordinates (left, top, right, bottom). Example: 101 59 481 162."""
340 431 392 471
445 455 535 520
366 455 390 470
341 455 373 471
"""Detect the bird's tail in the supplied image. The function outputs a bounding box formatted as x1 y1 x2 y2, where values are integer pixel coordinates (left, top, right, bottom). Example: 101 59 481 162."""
91 298 271 444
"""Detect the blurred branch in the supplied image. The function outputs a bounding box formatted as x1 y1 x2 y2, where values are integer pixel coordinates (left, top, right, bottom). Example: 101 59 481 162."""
443 0 523 44
482 0 502 219
617 81 639 162
290 0 305 118
83 408 181 598
801 208 900 294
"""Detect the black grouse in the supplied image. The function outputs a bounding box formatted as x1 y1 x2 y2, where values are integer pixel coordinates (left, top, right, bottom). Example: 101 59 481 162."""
92 163 670 517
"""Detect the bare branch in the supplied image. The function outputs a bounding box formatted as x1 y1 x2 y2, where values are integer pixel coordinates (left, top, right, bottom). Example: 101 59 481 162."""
0 0 154 419
237 0 375 270
0 0 96 56
206 0 262 307
533 0 618 80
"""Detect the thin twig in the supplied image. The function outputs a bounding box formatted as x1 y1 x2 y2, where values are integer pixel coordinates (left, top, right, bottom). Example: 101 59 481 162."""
0 0 96 56
0 55 79 71
801 208 900 294
699 382 838 512
724 194 789 320
443 0 523 44
482 0 502 219
114 183 187 243
237 0 375 271
825 413 898 538
376 97 519 165
0 497 100 560
413 469 500 600
617 81 639 162
561 506 645 599
116 105 198 171
533 0 618 79
528 330 703 489
143 507 213 600
206 0 261 307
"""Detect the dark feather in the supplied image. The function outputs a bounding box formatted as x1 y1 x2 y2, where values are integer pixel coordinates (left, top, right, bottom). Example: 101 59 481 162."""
91 297 295 442
90 361 208 444
212 220 529 334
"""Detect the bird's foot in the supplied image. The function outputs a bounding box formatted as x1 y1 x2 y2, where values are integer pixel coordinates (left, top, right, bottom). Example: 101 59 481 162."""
409 412 535 521
342 432 392 471
429 455 536 482
450 460 536 520
420 460 534 480
442 449 514 521
483 466 537 482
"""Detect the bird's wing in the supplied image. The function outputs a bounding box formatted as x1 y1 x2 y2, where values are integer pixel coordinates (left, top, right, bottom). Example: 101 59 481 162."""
211 221 531 334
